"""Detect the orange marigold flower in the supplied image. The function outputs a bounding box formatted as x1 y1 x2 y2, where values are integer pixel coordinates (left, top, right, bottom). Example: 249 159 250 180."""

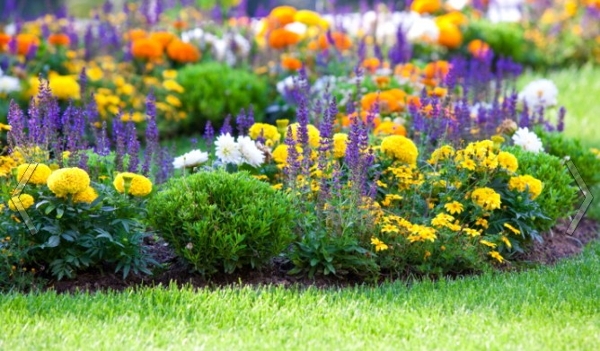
394 63 420 78
48 33 70 47
281 56 302 71
131 38 164 61
436 21 463 49
166 40 201 63
362 57 381 73
269 6 297 27
126 29 147 41
314 32 352 51
411 0 441 14
268 28 301 49
423 60 451 79
407 96 422 109
467 39 491 59
15 33 40 56
150 32 176 49
173 20 188 30
0 33 12 51
374 121 407 136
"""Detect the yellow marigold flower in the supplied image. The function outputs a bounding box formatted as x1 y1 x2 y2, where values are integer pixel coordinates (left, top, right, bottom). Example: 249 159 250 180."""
444 201 463 215
0 123 12 131
489 251 505 263
120 84 135 96
463 228 481 237
272 144 289 164
16 163 52 185
504 223 521 235
471 187 502 211
475 218 489 229
480 240 497 248
8 194 35 212
287 123 321 148
428 145 455 164
501 236 512 249
249 123 281 145
371 237 389 252
332 133 348 158
380 135 419 165
508 175 543 200
121 112 146 123
72 186 98 204
497 151 518 173
86 67 103 81
48 75 81 100
166 95 182 107
381 193 402 207
47 167 90 197
163 79 184 93
162 70 178 79
293 9 323 27
113 172 153 197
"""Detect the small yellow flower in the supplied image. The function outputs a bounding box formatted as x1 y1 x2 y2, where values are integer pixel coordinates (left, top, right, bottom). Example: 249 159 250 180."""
162 69 178 79
480 240 497 248
500 236 512 249
489 251 505 263
444 201 464 215
8 194 35 212
504 223 521 235
166 95 182 107
475 218 489 229
371 237 389 252
463 228 481 237
113 172 153 197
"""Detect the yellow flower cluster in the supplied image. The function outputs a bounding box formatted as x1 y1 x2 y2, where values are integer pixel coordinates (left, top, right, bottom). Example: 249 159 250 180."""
72 186 99 204
8 194 35 211
380 135 419 165
113 172 153 197
508 175 543 200
332 133 348 158
471 187 502 211
47 167 91 197
249 123 282 145
16 163 52 185
379 214 437 243
428 145 455 165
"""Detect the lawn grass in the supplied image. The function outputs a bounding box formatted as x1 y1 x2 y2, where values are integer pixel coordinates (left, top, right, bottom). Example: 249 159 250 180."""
1 241 599 351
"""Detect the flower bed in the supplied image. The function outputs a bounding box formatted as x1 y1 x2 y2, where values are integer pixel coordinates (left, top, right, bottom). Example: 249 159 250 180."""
1 1 599 292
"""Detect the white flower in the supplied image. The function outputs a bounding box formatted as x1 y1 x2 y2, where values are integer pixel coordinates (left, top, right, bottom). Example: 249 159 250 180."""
447 0 468 10
518 79 559 110
487 0 524 23
284 22 308 36
512 127 544 153
0 75 21 94
215 133 241 164
237 136 265 167
172 149 209 169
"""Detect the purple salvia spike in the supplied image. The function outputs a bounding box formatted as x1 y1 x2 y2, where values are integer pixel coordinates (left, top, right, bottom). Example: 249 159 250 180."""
96 121 110 156
7 101 26 149
126 121 141 173
112 114 126 172
143 92 159 175
236 108 247 135
220 115 233 135
204 120 214 154
557 107 566 132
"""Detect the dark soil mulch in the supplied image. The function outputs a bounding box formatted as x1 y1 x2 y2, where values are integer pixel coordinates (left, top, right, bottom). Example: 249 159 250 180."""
45 217 599 294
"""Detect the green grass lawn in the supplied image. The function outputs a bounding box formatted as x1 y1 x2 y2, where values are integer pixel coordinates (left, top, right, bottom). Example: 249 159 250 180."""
1 241 599 350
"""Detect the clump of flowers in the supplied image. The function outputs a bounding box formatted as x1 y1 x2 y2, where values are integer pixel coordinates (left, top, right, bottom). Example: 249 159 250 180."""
113 172 153 197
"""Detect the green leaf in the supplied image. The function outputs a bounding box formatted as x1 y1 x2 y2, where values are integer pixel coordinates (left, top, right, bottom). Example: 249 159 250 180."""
46 235 60 248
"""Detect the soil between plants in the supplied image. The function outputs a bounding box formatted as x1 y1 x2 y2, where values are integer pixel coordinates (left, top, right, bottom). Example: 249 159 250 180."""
45 217 599 294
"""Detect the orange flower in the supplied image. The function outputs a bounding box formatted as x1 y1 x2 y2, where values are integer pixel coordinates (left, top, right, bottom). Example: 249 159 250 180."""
436 22 463 49
15 33 40 56
338 111 381 129
467 39 491 58
314 32 352 51
0 33 11 51
394 63 420 78
48 33 70 47
361 89 406 114
374 76 391 88
374 121 407 136
268 28 301 49
411 0 442 14
428 87 447 97
149 32 176 48
407 96 422 109
166 40 201 63
423 61 451 79
269 6 297 27
362 57 381 73
281 56 302 71
173 20 188 30
131 38 163 61
126 29 148 41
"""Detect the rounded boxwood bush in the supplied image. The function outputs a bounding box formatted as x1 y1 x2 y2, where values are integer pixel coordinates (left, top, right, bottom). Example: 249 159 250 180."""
177 62 270 131
148 170 296 276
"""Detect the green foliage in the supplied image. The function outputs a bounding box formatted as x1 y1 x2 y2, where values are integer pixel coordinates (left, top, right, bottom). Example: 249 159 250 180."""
148 170 296 276
536 130 600 187
0 181 155 283
505 145 579 232
177 62 270 130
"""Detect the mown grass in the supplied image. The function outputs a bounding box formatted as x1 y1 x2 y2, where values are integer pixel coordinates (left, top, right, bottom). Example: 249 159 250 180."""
1 241 599 351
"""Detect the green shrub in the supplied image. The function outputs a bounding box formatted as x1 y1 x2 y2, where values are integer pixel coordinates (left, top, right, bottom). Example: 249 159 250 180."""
177 63 270 130
536 130 600 188
504 146 579 232
148 170 296 276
